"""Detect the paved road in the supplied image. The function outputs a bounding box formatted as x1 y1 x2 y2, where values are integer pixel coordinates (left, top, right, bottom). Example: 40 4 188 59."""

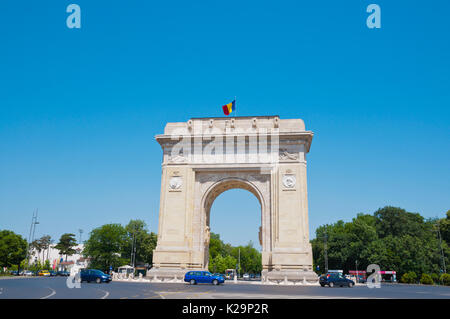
0 277 449 299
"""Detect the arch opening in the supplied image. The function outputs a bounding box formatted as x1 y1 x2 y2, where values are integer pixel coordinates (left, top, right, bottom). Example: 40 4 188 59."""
202 178 265 274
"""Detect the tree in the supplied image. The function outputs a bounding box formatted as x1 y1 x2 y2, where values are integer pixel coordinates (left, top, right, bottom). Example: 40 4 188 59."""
122 220 157 266
420 273 433 285
374 206 426 239
438 210 450 243
30 239 44 263
38 235 52 264
83 224 128 271
55 233 77 261
0 230 28 272
311 206 448 279
207 233 261 275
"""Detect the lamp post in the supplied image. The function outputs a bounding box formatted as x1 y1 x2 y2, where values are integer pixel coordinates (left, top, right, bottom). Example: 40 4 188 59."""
238 248 241 278
25 209 39 271
130 225 138 269
324 228 328 274
78 229 83 245
435 221 447 273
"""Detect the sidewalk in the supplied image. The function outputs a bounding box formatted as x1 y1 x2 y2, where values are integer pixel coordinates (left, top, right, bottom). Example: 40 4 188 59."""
0 276 35 280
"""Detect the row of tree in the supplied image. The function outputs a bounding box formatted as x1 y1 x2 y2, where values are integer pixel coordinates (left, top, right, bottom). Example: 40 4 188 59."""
29 233 78 265
3 206 448 280
311 206 450 279
0 220 158 273
0 231 80 272
83 220 157 271
208 233 262 275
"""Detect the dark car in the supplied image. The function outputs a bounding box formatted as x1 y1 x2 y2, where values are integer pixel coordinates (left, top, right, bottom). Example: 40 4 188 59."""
80 269 112 283
49 271 57 277
184 271 225 285
320 273 355 288
57 270 70 277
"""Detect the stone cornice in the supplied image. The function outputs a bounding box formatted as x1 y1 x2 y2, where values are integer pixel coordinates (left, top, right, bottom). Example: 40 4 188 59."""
155 131 314 152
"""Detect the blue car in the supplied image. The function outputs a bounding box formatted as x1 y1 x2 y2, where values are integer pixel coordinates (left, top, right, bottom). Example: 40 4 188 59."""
184 271 224 285
80 269 112 283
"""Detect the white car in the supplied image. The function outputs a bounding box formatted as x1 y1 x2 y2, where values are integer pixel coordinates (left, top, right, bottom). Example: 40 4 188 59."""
23 271 34 276
243 273 250 280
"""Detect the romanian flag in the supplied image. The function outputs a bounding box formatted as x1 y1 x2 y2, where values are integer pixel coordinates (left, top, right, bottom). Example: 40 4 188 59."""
222 99 236 116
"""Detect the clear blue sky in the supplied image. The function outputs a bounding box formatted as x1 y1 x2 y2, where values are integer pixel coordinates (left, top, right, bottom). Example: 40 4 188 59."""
1 1 449 250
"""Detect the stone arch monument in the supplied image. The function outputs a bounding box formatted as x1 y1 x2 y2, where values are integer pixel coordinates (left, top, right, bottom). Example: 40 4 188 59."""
147 116 318 284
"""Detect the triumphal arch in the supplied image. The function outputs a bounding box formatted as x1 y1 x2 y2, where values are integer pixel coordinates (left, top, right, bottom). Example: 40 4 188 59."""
147 116 318 284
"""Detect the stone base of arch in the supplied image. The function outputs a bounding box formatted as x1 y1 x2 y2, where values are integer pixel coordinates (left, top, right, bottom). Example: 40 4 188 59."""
262 270 319 285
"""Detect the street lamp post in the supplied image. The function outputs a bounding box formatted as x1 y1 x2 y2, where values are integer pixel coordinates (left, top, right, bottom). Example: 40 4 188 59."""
436 221 447 274
25 209 39 271
324 228 328 274
78 229 83 245
130 226 138 269
238 248 241 278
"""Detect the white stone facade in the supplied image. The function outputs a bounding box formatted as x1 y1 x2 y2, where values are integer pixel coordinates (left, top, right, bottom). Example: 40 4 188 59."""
147 116 318 284
29 244 87 271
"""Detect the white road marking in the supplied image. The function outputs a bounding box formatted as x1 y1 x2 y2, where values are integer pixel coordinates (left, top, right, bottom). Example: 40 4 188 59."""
157 292 166 299
98 289 110 299
40 287 56 299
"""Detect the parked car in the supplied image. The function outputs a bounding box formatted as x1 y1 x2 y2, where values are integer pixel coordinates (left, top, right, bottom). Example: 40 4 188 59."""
23 270 34 276
38 270 51 277
57 270 70 276
243 273 250 280
10 270 19 276
49 271 57 276
319 273 355 287
184 271 225 285
80 269 112 283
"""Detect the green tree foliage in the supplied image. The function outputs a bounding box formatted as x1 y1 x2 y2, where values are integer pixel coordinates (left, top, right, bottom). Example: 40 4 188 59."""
431 273 439 284
55 233 77 261
122 219 157 266
440 273 450 286
209 254 237 273
37 235 52 264
420 273 433 285
83 224 128 271
44 260 51 270
438 210 450 243
0 230 28 271
400 271 417 284
375 206 427 238
83 220 158 272
311 206 449 279
208 233 261 275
